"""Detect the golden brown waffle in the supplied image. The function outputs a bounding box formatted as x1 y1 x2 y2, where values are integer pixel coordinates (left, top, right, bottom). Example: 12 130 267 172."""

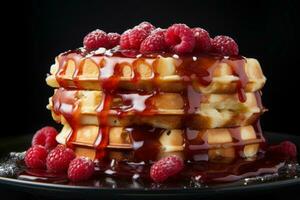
56 124 261 162
48 89 264 129
46 54 266 93
45 51 267 164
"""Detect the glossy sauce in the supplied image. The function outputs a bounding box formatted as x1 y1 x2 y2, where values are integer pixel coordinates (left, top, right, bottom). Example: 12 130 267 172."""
19 145 295 186
51 88 81 147
53 50 261 154
127 127 164 162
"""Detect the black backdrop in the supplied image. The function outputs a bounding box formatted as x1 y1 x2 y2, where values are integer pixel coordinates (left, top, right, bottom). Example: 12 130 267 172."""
2 0 300 136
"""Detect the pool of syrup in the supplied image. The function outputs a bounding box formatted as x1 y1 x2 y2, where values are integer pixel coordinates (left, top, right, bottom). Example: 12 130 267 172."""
0 146 299 189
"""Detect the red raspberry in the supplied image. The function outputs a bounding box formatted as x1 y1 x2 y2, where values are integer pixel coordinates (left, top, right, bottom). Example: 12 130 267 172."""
270 141 297 158
165 24 195 54
150 155 184 183
68 157 95 182
83 29 109 50
120 28 149 50
140 30 166 53
211 35 239 56
24 145 48 169
107 32 120 48
151 28 166 36
192 27 211 52
32 126 58 151
280 141 297 157
46 145 76 172
137 21 155 33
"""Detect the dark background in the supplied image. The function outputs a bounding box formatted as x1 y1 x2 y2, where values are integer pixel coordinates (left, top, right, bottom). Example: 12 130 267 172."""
2 0 300 136
0 1 299 200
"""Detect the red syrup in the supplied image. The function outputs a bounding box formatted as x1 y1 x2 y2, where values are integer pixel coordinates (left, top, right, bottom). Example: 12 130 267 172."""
39 49 295 187
176 54 248 103
224 56 248 102
126 127 164 162
112 92 157 117
51 88 81 148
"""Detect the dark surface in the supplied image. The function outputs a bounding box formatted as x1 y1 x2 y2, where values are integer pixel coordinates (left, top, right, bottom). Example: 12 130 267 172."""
0 132 300 200
1 0 300 136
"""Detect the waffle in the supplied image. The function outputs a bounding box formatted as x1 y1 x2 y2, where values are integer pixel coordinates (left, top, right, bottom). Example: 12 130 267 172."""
48 88 264 129
56 123 262 162
46 53 266 93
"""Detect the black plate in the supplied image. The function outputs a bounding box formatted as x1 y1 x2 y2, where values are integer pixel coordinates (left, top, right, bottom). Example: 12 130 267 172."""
0 132 300 200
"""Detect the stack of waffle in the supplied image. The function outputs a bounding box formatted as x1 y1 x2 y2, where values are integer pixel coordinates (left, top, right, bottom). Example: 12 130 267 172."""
46 50 266 163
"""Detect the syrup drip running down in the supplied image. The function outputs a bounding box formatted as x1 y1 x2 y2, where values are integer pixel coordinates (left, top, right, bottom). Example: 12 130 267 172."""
126 127 165 162
176 54 248 102
255 91 264 110
184 85 203 114
183 128 264 163
225 57 248 102
56 52 84 90
253 120 265 143
177 56 219 86
51 88 81 147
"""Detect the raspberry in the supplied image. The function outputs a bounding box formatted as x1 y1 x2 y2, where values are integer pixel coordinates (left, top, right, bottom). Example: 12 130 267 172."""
24 145 48 169
83 29 109 50
192 27 211 52
140 31 166 53
46 145 76 172
165 24 195 54
137 21 155 33
32 126 58 151
68 157 95 182
270 141 297 158
150 155 184 183
151 28 166 36
120 28 149 50
280 141 297 157
107 32 120 48
211 35 239 56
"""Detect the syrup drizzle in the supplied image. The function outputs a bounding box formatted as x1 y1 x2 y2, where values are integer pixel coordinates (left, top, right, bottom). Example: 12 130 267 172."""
184 128 263 153
51 88 81 147
176 55 219 86
253 119 265 143
56 50 249 99
53 49 260 167
224 57 248 102
255 91 264 110
56 53 83 89
184 85 203 114
175 54 248 103
127 127 164 162
112 92 157 117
